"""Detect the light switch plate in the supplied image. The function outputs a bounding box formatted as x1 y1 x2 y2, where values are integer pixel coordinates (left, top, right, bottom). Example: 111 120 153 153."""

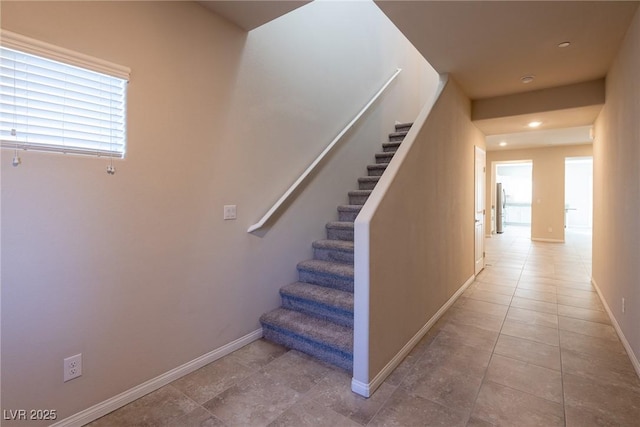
224 205 237 220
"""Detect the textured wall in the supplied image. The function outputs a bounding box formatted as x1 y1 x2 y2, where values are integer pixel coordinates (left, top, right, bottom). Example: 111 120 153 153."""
0 1 436 423
361 77 484 381
593 7 640 371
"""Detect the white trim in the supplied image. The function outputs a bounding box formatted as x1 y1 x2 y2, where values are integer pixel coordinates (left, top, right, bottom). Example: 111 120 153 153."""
591 278 640 378
0 30 130 80
351 274 475 397
531 238 565 243
50 329 263 427
247 68 402 233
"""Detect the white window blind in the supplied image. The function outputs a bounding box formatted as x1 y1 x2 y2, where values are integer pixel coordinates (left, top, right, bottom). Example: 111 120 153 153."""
1 33 129 158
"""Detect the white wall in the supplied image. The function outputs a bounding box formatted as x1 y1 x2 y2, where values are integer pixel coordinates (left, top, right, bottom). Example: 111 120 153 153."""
593 6 640 373
0 1 437 423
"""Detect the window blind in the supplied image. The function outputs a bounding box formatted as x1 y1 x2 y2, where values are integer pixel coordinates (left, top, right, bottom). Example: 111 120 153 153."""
1 45 128 157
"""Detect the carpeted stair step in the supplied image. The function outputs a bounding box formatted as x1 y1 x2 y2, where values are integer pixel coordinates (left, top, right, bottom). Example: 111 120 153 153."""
389 131 409 142
348 190 372 205
326 221 354 241
358 176 380 190
260 308 353 371
395 122 412 132
382 141 402 153
367 163 388 177
280 282 354 327
297 259 354 292
313 239 354 264
337 205 362 222
375 152 395 164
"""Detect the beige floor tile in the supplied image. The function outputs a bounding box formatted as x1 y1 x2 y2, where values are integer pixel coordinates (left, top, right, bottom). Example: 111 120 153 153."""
472 381 564 426
440 321 500 352
403 336 492 414
444 306 506 332
561 348 640 393
166 407 225 427
474 281 517 295
506 307 558 328
558 316 618 341
466 416 495 427
555 287 596 299
260 350 331 393
556 293 603 311
515 280 557 294
456 297 510 317
203 370 302 426
485 354 563 403
557 304 610 324
171 356 256 404
493 334 561 371
268 397 361 427
510 297 557 315
478 266 523 279
467 289 513 306
368 388 468 427
514 288 557 303
227 338 288 369
88 385 199 427
501 320 559 347
563 373 640 427
559 329 629 364
308 370 396 425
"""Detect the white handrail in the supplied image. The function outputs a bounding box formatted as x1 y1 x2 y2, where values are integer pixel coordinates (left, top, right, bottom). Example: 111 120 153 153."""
247 68 402 233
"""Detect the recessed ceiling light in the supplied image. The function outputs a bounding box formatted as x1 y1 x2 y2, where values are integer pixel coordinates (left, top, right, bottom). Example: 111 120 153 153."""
528 121 542 128
558 41 571 48
499 141 507 147
521 75 535 84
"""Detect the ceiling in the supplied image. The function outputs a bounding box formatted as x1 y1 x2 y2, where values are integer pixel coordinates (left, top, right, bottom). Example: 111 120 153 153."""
198 1 310 31
197 1 639 149
375 0 639 148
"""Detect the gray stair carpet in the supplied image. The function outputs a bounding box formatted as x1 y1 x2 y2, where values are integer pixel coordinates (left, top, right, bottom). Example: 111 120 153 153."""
260 122 412 372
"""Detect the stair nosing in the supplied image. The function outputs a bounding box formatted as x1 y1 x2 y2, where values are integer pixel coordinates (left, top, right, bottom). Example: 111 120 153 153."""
280 282 354 311
261 308 353 352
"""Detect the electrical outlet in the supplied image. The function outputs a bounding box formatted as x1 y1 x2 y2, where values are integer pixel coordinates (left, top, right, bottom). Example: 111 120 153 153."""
223 205 237 220
64 354 82 382
548 227 553 233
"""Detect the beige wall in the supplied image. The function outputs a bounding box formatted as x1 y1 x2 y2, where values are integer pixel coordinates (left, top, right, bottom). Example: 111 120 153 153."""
486 144 593 241
0 1 437 423
365 77 484 379
593 7 640 370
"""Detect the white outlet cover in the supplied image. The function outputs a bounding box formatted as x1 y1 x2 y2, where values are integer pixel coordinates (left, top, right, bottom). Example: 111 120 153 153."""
64 353 82 382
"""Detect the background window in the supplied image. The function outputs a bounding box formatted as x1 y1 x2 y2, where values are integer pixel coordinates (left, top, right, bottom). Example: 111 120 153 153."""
1 43 128 158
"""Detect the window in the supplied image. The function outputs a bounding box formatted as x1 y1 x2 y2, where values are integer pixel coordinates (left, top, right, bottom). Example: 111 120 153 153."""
1 31 129 158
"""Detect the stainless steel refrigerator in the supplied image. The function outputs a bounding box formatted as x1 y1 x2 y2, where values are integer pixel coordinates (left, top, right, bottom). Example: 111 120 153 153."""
496 183 506 233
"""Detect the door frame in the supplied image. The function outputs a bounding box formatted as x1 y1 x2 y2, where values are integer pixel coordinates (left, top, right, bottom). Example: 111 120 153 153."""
474 146 486 275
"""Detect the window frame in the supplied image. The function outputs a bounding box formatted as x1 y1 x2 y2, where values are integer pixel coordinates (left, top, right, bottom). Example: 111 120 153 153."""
1 30 131 158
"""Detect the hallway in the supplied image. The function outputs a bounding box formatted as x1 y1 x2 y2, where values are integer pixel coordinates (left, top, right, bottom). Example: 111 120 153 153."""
88 227 640 426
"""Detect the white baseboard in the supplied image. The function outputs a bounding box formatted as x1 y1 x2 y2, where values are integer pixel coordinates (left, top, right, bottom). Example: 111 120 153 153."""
591 278 640 378
531 238 565 243
51 328 264 427
351 274 475 397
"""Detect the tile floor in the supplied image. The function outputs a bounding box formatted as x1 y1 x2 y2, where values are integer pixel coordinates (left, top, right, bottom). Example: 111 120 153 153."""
88 227 640 426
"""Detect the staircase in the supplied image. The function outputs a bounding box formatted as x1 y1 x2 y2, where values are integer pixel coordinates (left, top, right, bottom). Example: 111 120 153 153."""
260 123 412 371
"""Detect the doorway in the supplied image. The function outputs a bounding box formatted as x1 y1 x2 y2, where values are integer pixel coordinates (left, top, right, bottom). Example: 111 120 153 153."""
565 157 593 230
494 161 533 234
